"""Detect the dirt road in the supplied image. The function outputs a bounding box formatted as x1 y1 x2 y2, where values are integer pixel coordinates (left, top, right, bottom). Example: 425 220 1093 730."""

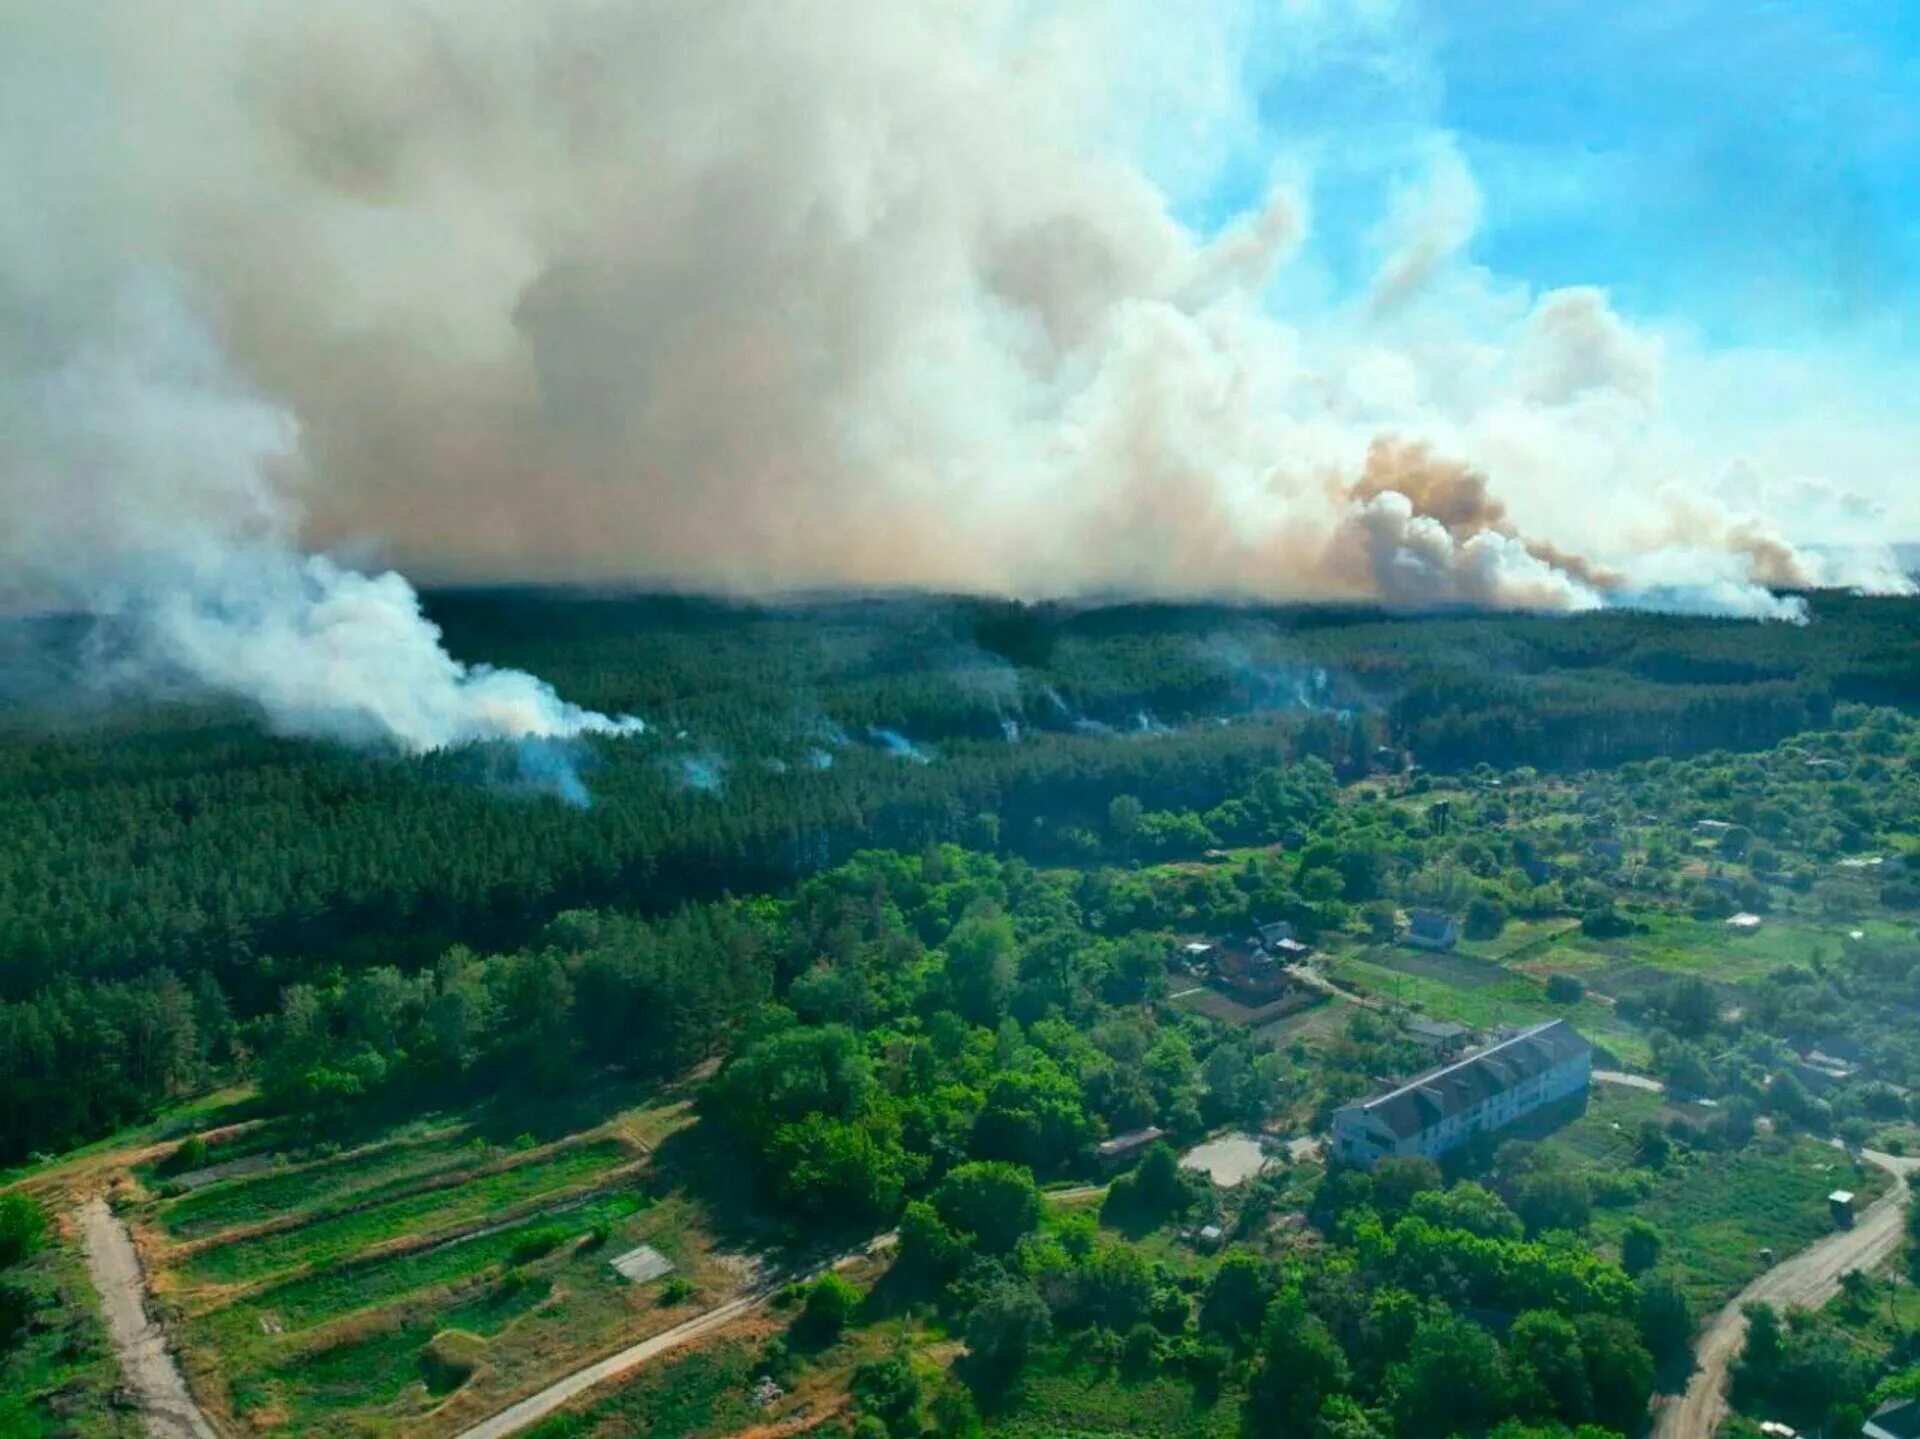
450 1290 768 1439
78 1196 221 1439
1652 1150 1918 1439
449 1234 897 1439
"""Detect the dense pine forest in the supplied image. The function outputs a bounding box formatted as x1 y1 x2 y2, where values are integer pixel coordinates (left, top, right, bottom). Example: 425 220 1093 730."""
3 589 1920 1164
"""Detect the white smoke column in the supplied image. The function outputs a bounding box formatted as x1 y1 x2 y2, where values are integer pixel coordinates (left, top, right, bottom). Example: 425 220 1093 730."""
0 278 640 776
142 553 644 753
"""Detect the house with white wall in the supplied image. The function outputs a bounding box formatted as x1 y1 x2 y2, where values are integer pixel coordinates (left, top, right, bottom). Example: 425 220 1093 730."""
1331 1020 1592 1168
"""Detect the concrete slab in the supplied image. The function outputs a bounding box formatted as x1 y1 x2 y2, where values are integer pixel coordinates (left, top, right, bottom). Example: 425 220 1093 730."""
609 1243 674 1284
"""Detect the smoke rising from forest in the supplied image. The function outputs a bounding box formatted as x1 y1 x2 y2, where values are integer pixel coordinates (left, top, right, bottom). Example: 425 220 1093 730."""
1 1 1912 753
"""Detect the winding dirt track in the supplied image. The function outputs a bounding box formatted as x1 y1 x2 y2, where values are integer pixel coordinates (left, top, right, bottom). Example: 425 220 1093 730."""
1651 1149 1919 1439
78 1196 221 1439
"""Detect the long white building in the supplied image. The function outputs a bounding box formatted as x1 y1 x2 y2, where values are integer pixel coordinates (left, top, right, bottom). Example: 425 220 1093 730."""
1331 1020 1592 1168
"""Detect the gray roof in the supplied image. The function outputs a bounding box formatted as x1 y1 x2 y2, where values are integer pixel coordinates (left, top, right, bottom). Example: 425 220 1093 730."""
1869 1400 1920 1439
1407 1018 1469 1040
1338 1021 1592 1141
1407 909 1457 937
1097 1126 1167 1157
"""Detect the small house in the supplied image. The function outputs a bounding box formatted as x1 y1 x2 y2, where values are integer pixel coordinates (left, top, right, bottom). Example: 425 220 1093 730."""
1726 912 1764 934
1404 910 1460 952
1828 1190 1858 1229
1253 919 1297 949
1213 945 1291 1002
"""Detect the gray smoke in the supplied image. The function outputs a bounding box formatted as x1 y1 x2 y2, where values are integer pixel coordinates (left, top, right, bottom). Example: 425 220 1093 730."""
1 0 1910 757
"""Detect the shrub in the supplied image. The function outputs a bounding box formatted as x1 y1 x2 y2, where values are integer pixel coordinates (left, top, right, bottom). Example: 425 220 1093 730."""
157 1135 208 1177
1621 1219 1663 1277
797 1273 861 1344
1581 905 1631 939
1464 896 1508 941
508 1227 567 1265
0 1281 32 1351
0 1195 47 1270
495 1267 534 1299
1545 973 1585 1005
1122 1321 1159 1375
851 1351 923 1437
1590 1169 1655 1208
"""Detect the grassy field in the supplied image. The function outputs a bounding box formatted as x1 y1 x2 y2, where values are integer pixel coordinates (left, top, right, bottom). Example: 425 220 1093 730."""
1325 949 1652 1069
515 1342 758 1439
1523 912 1865 991
0 1225 141 1439
1539 1088 1890 1311
991 1364 1241 1438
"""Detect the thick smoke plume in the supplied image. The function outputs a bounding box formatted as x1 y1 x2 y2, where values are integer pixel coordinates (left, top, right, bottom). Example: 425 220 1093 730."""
2 2 1911 756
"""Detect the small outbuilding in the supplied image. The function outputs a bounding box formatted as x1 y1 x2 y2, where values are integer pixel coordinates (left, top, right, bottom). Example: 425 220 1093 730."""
1096 1127 1168 1173
1404 910 1460 952
1828 1190 1858 1229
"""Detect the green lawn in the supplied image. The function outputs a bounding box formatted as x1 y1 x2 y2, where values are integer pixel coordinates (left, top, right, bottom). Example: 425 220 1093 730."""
1540 1096 1891 1311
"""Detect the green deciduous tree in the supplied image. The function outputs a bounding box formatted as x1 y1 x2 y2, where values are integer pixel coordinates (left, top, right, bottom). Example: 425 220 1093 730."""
931 1162 1040 1256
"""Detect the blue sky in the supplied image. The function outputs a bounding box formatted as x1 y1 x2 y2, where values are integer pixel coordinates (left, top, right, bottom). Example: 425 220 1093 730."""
1190 0 1918 355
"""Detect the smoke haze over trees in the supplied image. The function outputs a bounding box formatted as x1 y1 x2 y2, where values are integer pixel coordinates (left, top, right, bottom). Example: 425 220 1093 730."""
1 2 1914 754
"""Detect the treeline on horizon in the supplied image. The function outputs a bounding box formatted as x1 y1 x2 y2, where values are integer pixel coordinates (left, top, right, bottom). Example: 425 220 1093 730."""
0 589 1918 1160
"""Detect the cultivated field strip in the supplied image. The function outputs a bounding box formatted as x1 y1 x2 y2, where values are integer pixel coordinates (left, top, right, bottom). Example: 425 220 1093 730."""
160 1128 479 1239
175 1138 636 1288
188 1191 652 1350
